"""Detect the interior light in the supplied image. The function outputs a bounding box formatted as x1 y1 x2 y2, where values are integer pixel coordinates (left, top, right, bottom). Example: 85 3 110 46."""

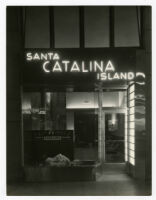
129 122 135 129
129 136 135 144
129 107 135 114
129 100 135 107
129 149 135 158
129 129 135 136
129 84 135 93
129 114 134 121
129 143 135 151
129 157 135 165
129 92 135 100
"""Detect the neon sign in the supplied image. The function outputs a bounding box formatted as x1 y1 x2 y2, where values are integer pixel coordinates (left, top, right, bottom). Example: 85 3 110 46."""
42 60 115 73
26 52 145 81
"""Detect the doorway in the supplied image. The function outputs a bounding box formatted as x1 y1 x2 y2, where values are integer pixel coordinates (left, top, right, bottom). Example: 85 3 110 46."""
105 113 125 162
74 111 98 161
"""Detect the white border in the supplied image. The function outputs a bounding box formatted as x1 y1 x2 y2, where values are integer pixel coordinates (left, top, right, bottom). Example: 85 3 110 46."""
0 0 155 200
0 0 154 6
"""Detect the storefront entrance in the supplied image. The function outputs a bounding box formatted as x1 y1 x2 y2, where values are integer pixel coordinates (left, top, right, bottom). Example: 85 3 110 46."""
74 111 98 160
73 110 126 163
105 113 125 162
22 91 127 165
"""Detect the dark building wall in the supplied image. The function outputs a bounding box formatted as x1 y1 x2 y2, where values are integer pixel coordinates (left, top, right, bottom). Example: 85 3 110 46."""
133 6 152 183
142 6 152 182
126 50 146 180
7 7 23 182
125 7 151 183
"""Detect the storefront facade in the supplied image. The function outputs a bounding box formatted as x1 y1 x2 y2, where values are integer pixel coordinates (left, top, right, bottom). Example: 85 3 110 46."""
22 47 146 175
7 6 151 183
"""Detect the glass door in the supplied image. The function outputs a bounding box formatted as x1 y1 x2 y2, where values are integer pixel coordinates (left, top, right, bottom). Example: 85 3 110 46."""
105 113 125 162
74 111 98 161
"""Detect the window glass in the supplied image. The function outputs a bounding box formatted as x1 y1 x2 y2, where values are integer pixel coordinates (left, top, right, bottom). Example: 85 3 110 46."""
54 6 79 48
114 6 140 47
84 6 109 47
25 7 50 48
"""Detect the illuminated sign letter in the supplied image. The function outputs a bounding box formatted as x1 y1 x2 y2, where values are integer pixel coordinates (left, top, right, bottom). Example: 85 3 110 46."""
89 61 93 72
94 61 103 72
53 53 60 60
70 62 80 72
52 61 62 72
105 60 115 72
48 53 53 60
120 72 127 79
136 72 145 78
34 53 40 60
113 72 120 79
41 53 48 60
128 72 135 80
82 61 88 72
43 61 50 73
26 52 32 61
62 61 70 72
108 73 113 80
100 73 107 80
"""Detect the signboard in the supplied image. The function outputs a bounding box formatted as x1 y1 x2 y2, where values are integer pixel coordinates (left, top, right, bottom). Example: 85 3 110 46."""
23 49 145 85
29 130 74 161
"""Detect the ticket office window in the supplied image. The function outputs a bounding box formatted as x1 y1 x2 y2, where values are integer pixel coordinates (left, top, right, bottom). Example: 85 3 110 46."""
22 92 66 131
22 92 67 165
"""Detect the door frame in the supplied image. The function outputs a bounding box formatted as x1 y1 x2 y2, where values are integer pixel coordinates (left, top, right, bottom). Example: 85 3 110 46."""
99 108 127 163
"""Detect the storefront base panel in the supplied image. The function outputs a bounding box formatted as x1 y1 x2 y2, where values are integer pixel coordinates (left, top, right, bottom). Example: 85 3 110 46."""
125 162 135 178
23 165 96 182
